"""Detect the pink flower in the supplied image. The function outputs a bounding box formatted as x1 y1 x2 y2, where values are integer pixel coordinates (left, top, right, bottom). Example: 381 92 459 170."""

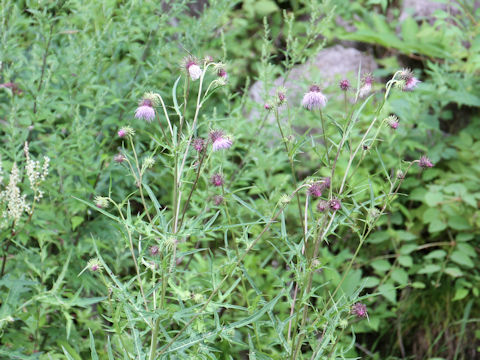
114 154 125 163
211 173 224 187
213 195 224 205
339 79 351 91
404 77 420 91
387 115 399 130
150 245 159 256
329 198 341 211
351 303 368 318
264 103 272 110
218 68 227 80
187 61 202 81
192 138 205 152
308 182 323 197
118 129 126 138
210 130 232 152
359 74 373 98
419 156 434 168
135 99 155 122
317 200 328 212
302 85 327 110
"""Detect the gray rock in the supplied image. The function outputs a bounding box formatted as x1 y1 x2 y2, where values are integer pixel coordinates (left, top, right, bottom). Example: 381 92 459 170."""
249 45 378 112
399 0 460 23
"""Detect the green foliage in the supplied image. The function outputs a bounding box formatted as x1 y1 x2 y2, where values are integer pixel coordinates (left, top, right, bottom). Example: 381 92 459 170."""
0 0 479 359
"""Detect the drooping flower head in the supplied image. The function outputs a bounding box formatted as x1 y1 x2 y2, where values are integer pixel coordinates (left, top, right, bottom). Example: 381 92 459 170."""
302 85 327 110
94 196 109 209
192 138 205 152
418 156 434 168
351 302 368 318
213 195 224 206
135 98 155 122
329 198 341 211
339 79 351 92
210 130 232 152
150 245 160 256
183 56 203 81
211 173 224 187
399 68 420 91
114 154 125 163
317 200 329 212
217 68 227 80
359 73 374 98
386 115 399 130
118 126 135 138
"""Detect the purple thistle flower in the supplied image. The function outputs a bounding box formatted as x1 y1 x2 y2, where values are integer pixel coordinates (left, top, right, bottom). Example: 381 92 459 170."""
211 173 224 187
419 156 434 168
218 68 227 80
308 182 323 198
213 195 224 206
404 77 420 91
135 99 155 122
323 177 331 189
317 200 329 212
329 198 341 211
351 302 368 318
387 115 399 130
278 91 286 104
302 85 327 110
150 245 159 256
192 138 205 152
339 79 351 91
114 154 125 163
210 130 232 152
118 129 126 138
359 74 374 98
264 103 272 110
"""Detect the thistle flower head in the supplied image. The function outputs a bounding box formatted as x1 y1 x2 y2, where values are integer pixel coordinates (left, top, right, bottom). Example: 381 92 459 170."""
183 56 202 81
276 87 287 105
329 198 341 211
419 156 434 168
399 68 420 91
339 79 351 91
143 156 155 169
150 245 159 256
87 258 102 272
302 85 327 110
114 154 125 163
192 138 205 152
316 200 329 212
386 115 399 130
211 173 224 187
213 195 224 206
404 77 420 91
215 63 228 80
118 126 135 138
135 99 155 122
264 103 272 111
397 170 405 179
209 130 232 152
308 182 323 198
164 237 177 252
94 196 109 209
351 302 368 318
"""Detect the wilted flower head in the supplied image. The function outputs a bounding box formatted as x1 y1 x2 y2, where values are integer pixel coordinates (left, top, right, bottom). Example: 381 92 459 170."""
94 195 109 209
316 200 329 212
135 98 155 122
114 154 125 163
302 85 327 110
118 126 135 138
211 173 224 187
329 198 341 211
418 156 434 168
339 79 351 91
183 56 202 81
87 258 102 273
386 115 399 130
359 74 374 98
192 138 205 152
351 302 368 318
210 130 232 152
213 195 224 205
217 67 227 80
150 245 159 256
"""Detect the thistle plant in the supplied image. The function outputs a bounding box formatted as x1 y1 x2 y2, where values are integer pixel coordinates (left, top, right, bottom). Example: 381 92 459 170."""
81 47 433 358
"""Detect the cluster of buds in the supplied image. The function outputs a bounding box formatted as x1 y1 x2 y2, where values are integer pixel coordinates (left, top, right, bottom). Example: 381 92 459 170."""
24 142 49 201
0 163 31 227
